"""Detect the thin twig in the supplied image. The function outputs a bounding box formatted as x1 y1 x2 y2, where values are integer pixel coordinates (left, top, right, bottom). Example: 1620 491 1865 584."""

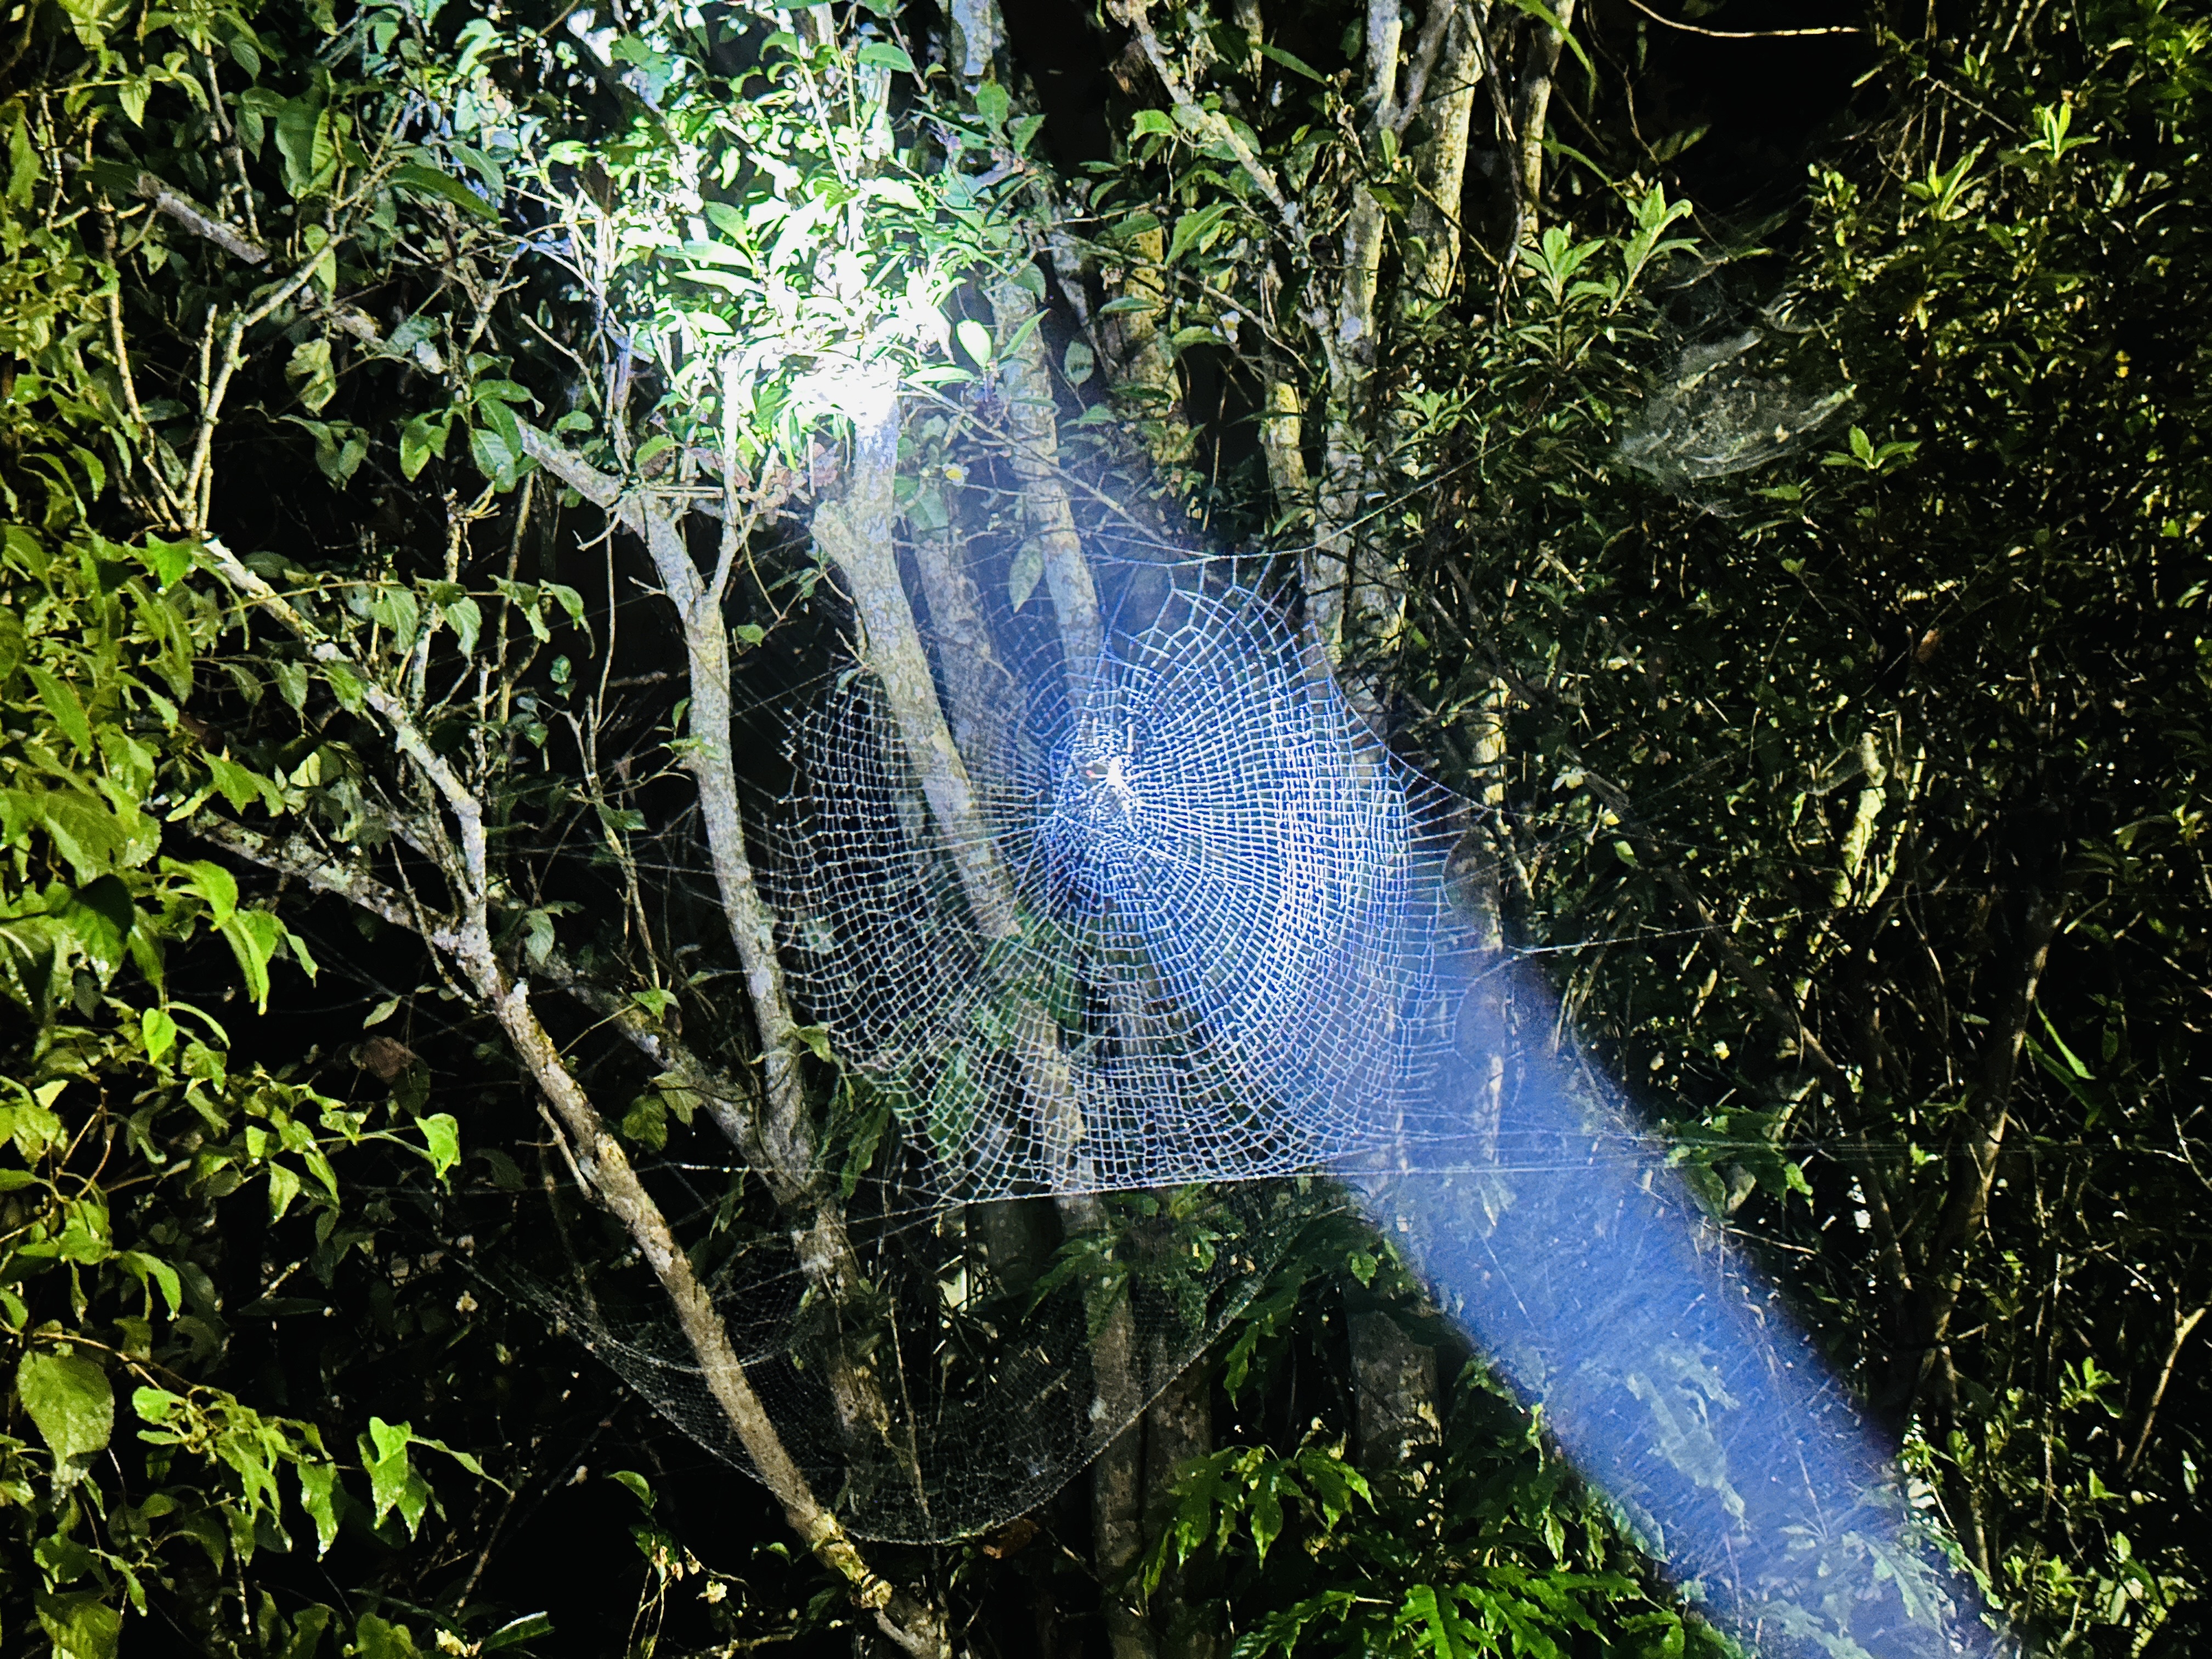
1109 0 1301 237
1621 0 1861 37
2124 1304 2205 1476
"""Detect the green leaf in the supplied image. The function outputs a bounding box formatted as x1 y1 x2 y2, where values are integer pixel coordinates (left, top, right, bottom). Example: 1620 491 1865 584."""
1165 202 1232 266
53 875 135 976
362 1418 415 1521
54 0 129 49
973 79 1010 131
856 40 915 73
167 857 239 926
470 424 518 492
286 337 337 412
955 317 994 369
1249 1477 1284 1561
610 1468 654 1506
1257 41 1324 80
296 1460 341 1556
441 595 483 655
418 1113 461 1180
543 581 586 625
7 105 36 204
392 162 499 221
26 666 94 757
205 752 283 813
476 396 524 456
129 1384 180 1424
117 1249 183 1315
321 659 365 714
267 1159 302 1221
399 412 453 481
272 659 309 712
621 1091 668 1151
1006 541 1046 612
6 786 133 882
2038 1008 2094 1078
1063 339 1096 386
141 535 196 588
36 1590 121 1659
17 1349 115 1472
352 1612 424 1659
274 88 335 196
219 910 287 1010
480 1613 555 1651
143 1000 179 1066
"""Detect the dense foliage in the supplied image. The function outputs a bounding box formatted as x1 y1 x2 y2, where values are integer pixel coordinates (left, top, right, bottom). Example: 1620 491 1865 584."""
0 0 2205 1652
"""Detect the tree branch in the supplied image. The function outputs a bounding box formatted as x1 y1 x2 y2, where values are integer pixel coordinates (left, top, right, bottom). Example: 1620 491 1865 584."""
186 816 465 956
1107 0 1300 236
1919 891 2060 1360
1513 0 1581 243
63 156 270 264
131 170 271 264
989 270 1104 701
198 537 946 1658
1621 0 1861 37
515 421 817 1183
2125 1304 2207 1477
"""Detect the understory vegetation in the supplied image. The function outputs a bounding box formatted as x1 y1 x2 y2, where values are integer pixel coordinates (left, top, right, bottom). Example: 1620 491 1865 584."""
0 0 2205 1650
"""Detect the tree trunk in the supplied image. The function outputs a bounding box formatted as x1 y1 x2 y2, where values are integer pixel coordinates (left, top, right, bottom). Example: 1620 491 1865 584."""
1511 0 1579 244
812 402 1023 941
1258 369 1312 544
1065 1196 1158 1659
516 424 916 1485
1455 678 1511 1160
1350 1309 1442 1502
1145 1350 1220 1659
1400 2 1487 309
991 270 1104 696
814 401 1161 1659
1106 223 1197 481
1313 0 1410 659
909 519 1017 768
202 542 949 1657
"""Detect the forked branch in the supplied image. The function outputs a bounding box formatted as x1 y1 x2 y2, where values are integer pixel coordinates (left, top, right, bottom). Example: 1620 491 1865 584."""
199 541 949 1659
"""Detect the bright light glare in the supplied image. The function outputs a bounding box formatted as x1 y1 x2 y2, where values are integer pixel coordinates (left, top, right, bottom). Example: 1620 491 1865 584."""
792 355 899 435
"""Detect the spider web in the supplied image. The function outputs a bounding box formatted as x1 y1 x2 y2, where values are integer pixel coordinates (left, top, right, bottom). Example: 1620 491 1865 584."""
536 565 1995 1652
774 585 1471 1199
758 578 1994 1653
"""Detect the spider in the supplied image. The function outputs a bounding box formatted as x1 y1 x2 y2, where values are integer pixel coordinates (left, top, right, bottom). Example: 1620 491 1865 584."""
1077 724 1141 826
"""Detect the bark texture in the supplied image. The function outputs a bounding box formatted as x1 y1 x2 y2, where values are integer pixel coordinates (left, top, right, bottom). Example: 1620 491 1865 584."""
1350 1309 1442 1501
990 270 1105 693
1511 0 1579 244
1400 2 1486 308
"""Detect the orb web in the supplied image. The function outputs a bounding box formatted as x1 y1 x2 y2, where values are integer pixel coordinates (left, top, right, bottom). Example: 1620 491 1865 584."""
542 565 1991 1651
774 586 1466 1199
757 578 1991 1653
